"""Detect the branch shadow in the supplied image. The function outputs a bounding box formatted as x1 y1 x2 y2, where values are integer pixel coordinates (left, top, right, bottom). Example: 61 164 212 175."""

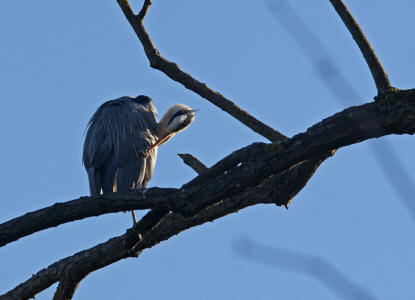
232 237 378 300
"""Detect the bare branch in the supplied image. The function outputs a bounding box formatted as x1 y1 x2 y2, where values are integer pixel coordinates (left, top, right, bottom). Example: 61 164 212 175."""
329 0 392 94
178 153 208 174
50 208 169 300
0 188 179 247
1 89 415 248
116 0 287 143
4 84 415 296
53 270 85 300
1 156 325 300
266 0 415 223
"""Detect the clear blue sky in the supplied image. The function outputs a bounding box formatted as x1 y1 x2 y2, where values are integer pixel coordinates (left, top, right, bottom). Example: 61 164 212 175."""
1 1 414 299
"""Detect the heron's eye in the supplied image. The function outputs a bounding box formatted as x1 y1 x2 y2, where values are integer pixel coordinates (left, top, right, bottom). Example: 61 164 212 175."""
168 110 187 126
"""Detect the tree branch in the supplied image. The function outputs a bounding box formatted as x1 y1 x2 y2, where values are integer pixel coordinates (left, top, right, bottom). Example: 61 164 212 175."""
1 155 326 300
116 0 287 143
49 152 205 299
0 188 179 247
52 270 85 300
51 208 169 300
4 85 415 297
329 0 392 94
178 153 208 174
1 88 415 248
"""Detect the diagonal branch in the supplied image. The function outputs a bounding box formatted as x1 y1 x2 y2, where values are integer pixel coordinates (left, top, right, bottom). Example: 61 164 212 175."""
0 156 326 300
116 0 287 143
266 0 415 224
329 0 392 94
1 88 415 248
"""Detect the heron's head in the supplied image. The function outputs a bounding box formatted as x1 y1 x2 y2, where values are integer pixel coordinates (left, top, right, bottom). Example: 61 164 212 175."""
149 104 196 150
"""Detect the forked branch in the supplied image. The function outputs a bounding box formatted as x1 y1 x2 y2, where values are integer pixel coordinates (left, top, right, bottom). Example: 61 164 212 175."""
329 0 392 94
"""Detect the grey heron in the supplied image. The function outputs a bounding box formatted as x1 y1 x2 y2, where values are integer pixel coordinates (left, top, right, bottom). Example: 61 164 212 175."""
83 95 195 223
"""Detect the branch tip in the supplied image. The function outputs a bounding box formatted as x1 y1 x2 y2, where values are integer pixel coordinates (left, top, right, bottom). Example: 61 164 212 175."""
178 153 208 175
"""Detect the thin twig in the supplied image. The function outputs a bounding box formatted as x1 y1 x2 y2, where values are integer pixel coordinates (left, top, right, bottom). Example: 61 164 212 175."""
329 0 391 94
116 0 287 143
178 153 208 175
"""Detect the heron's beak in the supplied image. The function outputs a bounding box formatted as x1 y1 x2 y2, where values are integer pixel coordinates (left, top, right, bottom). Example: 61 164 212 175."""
187 109 199 115
148 133 174 151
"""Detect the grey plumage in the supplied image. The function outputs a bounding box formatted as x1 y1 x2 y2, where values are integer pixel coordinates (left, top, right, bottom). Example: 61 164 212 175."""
83 95 195 199
83 95 158 196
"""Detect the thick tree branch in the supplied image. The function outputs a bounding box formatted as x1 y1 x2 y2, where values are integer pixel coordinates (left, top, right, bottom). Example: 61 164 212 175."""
178 153 208 174
1 88 415 249
329 0 392 94
116 0 287 143
0 188 179 247
1 155 326 300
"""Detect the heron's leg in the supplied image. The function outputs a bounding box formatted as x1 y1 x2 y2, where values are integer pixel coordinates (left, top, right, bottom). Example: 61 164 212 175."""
131 210 137 225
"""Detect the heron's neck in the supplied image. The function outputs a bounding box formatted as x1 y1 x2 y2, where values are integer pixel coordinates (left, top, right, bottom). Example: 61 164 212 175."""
158 113 171 137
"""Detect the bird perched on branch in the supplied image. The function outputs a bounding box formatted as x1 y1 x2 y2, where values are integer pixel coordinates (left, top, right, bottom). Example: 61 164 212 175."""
83 95 196 223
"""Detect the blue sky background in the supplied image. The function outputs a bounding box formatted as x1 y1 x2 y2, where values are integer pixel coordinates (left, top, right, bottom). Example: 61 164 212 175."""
1 1 414 299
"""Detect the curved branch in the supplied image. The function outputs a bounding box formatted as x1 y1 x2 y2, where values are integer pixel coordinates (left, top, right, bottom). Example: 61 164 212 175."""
116 0 287 143
1 88 415 248
329 0 392 94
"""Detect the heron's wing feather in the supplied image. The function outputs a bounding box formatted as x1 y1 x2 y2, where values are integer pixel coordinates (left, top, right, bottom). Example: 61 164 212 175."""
86 167 101 196
113 101 158 167
116 156 146 191
100 155 118 194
